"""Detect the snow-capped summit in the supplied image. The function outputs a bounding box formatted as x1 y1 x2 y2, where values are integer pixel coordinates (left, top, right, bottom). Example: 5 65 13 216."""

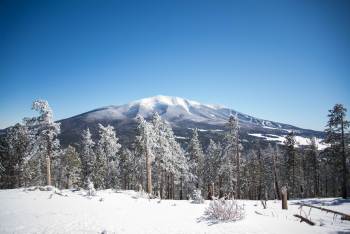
131 95 203 111
84 95 229 124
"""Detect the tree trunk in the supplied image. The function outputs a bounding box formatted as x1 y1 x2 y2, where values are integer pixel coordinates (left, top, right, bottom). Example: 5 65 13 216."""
46 137 52 186
179 176 183 200
160 170 164 199
281 186 288 210
212 182 215 198
66 175 70 189
341 118 348 198
219 176 223 198
172 173 175 200
207 184 212 200
146 149 152 195
236 151 241 199
46 157 51 186
272 153 281 199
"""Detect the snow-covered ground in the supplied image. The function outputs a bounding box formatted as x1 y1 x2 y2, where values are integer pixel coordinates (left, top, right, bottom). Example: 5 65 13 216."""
248 133 328 150
0 189 349 234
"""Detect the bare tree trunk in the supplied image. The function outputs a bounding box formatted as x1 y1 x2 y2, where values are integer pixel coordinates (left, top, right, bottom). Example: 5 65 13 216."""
212 182 215 198
172 173 175 200
166 174 170 199
179 177 183 200
66 175 70 189
341 118 348 198
46 156 51 186
207 184 212 200
160 170 164 199
219 176 223 198
46 136 52 186
236 151 241 199
146 150 152 195
281 186 288 210
272 153 281 199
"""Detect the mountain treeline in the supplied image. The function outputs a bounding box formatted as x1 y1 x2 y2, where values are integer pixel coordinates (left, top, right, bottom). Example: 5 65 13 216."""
0 100 349 199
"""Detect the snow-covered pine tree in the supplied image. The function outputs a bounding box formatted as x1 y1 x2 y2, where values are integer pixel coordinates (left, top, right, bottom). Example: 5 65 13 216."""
302 138 319 197
266 144 282 200
94 124 121 189
221 114 242 199
187 128 204 193
284 131 301 198
4 123 29 187
136 115 156 195
151 112 190 199
61 145 81 189
80 128 95 188
204 139 222 199
325 104 349 198
119 148 137 190
24 100 60 186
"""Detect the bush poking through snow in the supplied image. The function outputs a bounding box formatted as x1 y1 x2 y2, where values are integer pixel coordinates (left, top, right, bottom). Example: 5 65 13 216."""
204 197 245 222
86 179 96 196
192 189 204 204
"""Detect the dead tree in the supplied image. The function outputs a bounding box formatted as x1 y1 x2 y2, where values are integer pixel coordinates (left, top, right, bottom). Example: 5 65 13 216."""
299 203 350 221
293 214 315 225
281 186 288 210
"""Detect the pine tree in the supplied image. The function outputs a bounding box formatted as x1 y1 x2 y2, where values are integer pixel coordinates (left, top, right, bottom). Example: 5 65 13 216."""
61 145 81 189
136 115 156 195
151 112 190 199
4 123 29 187
325 104 349 198
187 128 204 191
80 128 95 188
222 115 242 198
119 148 137 190
24 100 60 186
204 139 222 199
284 131 301 198
94 124 121 189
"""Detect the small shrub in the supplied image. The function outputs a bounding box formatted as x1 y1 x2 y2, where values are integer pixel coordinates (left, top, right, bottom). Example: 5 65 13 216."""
192 189 204 204
204 197 245 222
86 179 96 196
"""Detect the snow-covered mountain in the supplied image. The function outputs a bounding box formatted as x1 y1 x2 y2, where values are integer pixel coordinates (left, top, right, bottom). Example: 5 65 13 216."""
58 95 324 148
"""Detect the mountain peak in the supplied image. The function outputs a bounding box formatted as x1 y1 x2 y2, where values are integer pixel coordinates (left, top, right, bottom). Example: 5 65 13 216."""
130 95 223 111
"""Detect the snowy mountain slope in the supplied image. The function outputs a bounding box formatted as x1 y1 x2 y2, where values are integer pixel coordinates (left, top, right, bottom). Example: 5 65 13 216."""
80 95 304 130
56 95 324 147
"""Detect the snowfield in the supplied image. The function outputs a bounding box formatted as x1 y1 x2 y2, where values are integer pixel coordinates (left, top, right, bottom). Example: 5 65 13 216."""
0 189 349 234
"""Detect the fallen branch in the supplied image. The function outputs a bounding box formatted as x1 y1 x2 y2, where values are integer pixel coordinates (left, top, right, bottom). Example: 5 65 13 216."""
299 203 350 221
293 214 315 226
255 210 268 216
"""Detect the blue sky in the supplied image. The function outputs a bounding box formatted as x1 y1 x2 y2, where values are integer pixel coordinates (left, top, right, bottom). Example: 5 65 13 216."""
1 0 349 130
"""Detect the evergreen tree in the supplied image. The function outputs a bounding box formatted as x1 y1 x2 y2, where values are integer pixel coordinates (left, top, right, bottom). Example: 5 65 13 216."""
94 124 121 189
151 112 190 199
61 145 81 189
119 148 137 190
80 128 95 188
204 139 222 199
136 115 156 194
24 100 60 186
187 128 204 191
221 115 242 198
284 131 301 198
4 123 29 187
325 104 349 198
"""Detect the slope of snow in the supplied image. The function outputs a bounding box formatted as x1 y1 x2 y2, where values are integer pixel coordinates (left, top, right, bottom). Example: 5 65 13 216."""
248 133 328 150
0 189 349 234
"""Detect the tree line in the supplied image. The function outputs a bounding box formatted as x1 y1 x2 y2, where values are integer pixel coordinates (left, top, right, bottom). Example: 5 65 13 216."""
0 100 348 199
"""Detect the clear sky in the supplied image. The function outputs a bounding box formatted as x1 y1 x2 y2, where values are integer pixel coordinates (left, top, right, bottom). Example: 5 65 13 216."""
1 0 349 131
